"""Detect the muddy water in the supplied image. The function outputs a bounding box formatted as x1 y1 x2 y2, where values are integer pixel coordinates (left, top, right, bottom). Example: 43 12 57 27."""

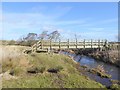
59 51 119 87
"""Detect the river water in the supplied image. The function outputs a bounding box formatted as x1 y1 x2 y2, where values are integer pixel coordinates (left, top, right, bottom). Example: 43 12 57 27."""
59 51 119 87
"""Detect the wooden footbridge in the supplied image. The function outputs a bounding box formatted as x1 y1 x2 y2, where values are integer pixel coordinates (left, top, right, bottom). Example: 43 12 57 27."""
31 39 109 52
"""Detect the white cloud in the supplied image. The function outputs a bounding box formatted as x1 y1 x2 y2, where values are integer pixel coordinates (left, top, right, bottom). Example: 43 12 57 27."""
2 4 73 29
41 25 64 33
3 12 89 33
2 8 117 41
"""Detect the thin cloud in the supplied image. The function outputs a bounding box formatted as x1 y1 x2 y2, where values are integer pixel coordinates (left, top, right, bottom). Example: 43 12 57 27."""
30 6 47 13
2 10 117 41
3 12 89 32
90 18 117 26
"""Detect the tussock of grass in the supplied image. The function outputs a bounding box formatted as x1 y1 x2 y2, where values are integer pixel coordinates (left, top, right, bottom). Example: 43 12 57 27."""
10 67 24 76
27 66 46 74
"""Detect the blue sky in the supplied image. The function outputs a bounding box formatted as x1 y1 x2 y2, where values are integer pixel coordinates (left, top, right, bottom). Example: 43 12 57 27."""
1 2 118 41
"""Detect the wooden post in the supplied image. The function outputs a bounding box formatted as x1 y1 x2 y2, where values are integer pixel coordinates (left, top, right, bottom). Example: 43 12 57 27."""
32 45 34 52
59 39 61 49
105 40 107 50
112 44 114 50
83 39 85 49
98 39 100 51
102 40 104 46
41 40 43 49
104 39 107 50
91 39 93 48
67 39 69 49
98 39 100 47
108 43 110 50
76 38 77 48
101 40 103 51
36 43 37 51
50 39 52 50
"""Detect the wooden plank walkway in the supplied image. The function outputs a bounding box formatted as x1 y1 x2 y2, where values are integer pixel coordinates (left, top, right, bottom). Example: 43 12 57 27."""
31 39 108 52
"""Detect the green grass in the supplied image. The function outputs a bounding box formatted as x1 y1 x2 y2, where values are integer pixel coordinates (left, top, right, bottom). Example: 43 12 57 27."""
110 84 120 90
3 52 106 88
89 68 111 78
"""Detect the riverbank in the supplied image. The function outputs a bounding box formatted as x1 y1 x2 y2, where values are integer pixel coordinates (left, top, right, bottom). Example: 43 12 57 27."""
60 49 120 89
88 50 120 68
65 48 119 68
1 45 106 88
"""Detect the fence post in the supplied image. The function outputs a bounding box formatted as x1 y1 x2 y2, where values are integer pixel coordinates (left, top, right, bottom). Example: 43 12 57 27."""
98 39 100 51
36 43 37 51
67 39 69 49
59 39 61 49
76 39 78 48
101 40 103 51
91 39 93 48
83 39 85 49
104 39 108 49
41 39 43 49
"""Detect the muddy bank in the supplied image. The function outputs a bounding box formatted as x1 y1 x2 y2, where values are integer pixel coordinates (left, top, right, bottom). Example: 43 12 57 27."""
88 50 119 68
62 48 119 68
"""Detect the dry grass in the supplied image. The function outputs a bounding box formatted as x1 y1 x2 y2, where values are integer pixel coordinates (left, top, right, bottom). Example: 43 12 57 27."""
0 45 24 60
109 50 118 61
0 45 29 73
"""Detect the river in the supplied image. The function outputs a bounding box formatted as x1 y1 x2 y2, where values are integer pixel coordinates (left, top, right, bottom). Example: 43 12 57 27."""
59 51 119 87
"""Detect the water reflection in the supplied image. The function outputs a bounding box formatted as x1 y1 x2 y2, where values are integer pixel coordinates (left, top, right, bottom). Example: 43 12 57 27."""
59 51 119 87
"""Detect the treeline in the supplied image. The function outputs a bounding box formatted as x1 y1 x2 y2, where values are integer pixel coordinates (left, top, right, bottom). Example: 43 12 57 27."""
2 30 60 46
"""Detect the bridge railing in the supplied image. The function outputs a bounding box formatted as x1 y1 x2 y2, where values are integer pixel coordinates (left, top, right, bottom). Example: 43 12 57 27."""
32 39 108 51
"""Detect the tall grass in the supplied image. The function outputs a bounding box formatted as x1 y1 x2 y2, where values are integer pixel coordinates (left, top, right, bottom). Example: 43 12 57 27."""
1 45 28 74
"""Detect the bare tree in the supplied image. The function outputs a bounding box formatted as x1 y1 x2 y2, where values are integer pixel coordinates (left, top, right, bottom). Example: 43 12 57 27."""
24 33 37 41
17 33 37 46
38 31 48 40
48 30 60 41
